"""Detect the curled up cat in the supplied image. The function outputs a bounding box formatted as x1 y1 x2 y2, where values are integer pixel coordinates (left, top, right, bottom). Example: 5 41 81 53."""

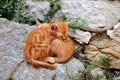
23 21 75 70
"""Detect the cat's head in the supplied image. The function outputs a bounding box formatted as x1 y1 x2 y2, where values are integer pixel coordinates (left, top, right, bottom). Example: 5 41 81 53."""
49 21 72 40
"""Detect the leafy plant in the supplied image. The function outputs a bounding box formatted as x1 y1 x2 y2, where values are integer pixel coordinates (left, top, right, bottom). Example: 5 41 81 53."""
99 56 110 80
59 14 86 30
96 75 105 80
65 55 111 80
79 55 111 80
75 45 81 53
100 56 110 70
59 14 72 22
0 0 22 21
44 0 61 22
0 0 38 25
65 65 81 80
81 61 96 74
71 20 86 30
0 0 61 25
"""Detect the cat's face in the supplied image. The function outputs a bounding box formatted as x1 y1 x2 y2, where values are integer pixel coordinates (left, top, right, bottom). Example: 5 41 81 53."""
49 21 72 40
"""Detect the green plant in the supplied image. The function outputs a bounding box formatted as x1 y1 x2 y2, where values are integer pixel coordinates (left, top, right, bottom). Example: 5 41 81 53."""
59 14 86 30
13 0 22 22
0 0 37 25
65 65 80 80
71 20 86 30
75 45 81 53
99 56 110 80
59 14 72 22
81 61 96 74
44 0 61 22
66 55 110 80
100 56 110 70
79 55 111 80
96 75 105 80
0 0 61 25
0 0 22 21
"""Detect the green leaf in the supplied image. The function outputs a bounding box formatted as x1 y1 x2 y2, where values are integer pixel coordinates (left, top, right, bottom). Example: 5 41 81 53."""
97 75 104 80
54 2 61 10
82 61 96 73
75 45 81 53
101 56 109 61
70 20 86 30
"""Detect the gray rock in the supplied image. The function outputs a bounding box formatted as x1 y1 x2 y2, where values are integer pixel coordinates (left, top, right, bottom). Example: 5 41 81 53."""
22 0 50 21
52 0 120 32
0 18 35 80
13 58 84 80
69 29 92 44
0 18 84 80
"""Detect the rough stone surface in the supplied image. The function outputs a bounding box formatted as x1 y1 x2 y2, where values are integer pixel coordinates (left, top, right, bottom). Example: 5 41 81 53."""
116 77 120 80
0 18 35 80
91 67 106 80
107 22 120 42
110 70 120 80
22 0 50 21
52 0 120 32
84 32 120 69
0 18 84 80
69 29 92 44
13 58 84 80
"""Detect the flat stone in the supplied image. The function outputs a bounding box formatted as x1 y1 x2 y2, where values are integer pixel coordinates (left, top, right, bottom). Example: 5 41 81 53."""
22 0 50 21
0 18 35 80
0 18 84 80
52 0 120 32
13 58 84 80
69 29 92 44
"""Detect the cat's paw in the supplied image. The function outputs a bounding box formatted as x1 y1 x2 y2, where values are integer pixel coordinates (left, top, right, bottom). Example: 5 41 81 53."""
45 57 55 64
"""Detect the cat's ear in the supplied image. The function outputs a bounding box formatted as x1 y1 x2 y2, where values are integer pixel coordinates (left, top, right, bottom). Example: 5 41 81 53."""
49 20 55 24
49 21 58 30
36 20 41 25
50 24 58 30
66 22 72 27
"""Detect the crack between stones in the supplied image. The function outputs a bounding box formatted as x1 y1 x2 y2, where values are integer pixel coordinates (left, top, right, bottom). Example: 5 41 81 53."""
52 74 56 80
6 60 24 80
90 43 119 59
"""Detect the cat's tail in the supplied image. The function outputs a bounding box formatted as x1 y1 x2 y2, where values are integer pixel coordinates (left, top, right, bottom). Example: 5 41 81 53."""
31 58 56 70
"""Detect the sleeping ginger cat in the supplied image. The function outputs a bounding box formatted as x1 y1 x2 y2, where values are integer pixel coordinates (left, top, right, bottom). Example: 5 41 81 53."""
23 21 75 70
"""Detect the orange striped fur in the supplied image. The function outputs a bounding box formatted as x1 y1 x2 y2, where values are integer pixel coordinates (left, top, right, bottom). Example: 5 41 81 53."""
23 21 75 70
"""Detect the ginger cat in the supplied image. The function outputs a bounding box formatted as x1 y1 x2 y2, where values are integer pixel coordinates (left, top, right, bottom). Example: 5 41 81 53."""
49 22 75 63
23 21 75 70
